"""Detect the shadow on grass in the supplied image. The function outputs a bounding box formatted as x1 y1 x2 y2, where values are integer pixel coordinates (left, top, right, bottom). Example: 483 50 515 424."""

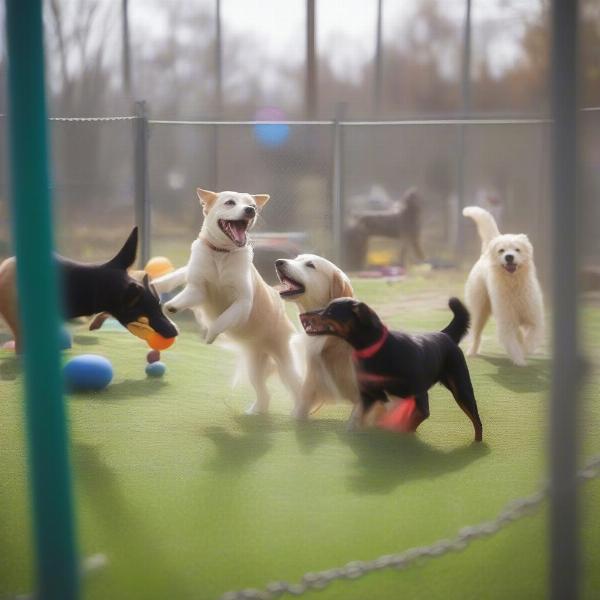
480 355 550 393
236 413 347 454
0 355 20 381
73 442 189 597
340 431 490 494
73 334 100 346
202 424 273 471
67 378 168 401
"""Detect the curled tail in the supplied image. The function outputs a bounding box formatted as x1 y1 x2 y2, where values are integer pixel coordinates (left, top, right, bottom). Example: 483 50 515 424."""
442 297 470 344
463 206 501 253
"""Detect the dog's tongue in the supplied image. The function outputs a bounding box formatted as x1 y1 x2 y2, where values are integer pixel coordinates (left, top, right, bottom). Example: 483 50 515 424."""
276 277 302 295
229 221 247 245
504 263 517 273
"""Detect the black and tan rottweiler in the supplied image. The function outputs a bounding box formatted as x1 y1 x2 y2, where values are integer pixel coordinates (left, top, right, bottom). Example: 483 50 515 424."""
299 297 482 441
0 227 177 352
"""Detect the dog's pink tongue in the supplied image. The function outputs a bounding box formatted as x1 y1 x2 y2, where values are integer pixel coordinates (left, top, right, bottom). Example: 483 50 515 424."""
230 221 246 245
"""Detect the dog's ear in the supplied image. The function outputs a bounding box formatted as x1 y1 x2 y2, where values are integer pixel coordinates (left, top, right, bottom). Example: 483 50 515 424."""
106 227 138 270
253 194 270 210
123 282 143 308
352 301 379 328
330 270 354 300
196 188 219 215
142 273 160 301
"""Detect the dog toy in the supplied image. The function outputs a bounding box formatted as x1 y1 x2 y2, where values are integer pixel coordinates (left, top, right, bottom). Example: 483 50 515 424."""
144 256 174 279
377 397 418 432
59 327 72 350
145 361 166 378
146 350 161 364
146 332 175 351
63 354 113 392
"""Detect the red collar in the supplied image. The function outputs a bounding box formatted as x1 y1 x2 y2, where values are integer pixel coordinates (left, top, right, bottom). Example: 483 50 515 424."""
202 237 231 253
352 327 389 360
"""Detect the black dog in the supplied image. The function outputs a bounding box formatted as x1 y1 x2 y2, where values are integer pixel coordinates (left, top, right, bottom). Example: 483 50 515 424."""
299 297 482 441
0 227 177 352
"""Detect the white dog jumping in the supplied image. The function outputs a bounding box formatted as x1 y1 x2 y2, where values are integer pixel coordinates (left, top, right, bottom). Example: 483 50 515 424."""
463 206 544 366
154 188 302 415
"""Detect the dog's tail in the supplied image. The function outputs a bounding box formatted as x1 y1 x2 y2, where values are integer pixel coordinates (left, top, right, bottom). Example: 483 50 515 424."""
462 206 501 253
152 266 187 294
442 297 470 344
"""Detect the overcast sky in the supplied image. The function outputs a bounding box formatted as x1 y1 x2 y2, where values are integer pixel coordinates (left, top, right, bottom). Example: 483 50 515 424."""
130 0 543 83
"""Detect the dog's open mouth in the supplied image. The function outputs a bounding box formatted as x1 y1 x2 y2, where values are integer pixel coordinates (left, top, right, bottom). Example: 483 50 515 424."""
503 263 518 274
275 266 305 298
218 218 251 247
299 313 338 336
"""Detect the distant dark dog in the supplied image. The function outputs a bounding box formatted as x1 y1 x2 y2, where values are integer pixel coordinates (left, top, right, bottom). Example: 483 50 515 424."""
344 187 425 270
299 297 482 441
0 227 177 352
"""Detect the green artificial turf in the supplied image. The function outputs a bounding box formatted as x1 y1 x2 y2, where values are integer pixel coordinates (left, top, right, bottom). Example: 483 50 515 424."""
1 272 599 600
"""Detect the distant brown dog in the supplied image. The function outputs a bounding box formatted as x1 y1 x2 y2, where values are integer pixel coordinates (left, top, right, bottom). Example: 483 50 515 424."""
344 187 424 270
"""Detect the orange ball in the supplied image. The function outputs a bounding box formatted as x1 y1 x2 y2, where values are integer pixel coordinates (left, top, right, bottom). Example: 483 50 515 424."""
147 332 175 351
144 256 174 279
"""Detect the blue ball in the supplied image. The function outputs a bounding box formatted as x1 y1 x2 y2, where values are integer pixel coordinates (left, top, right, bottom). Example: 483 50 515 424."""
145 361 166 378
64 354 113 392
59 328 72 350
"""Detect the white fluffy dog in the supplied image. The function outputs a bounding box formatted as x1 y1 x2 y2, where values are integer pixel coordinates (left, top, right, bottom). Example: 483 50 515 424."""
463 206 544 366
153 188 302 415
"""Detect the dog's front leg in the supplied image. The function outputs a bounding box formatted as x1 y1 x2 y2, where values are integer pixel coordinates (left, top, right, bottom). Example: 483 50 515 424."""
164 283 205 314
204 298 252 344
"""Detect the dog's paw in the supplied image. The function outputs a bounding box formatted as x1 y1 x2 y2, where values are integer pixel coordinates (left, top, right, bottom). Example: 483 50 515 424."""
203 328 219 344
511 356 527 367
245 402 268 416
165 303 178 315
291 405 310 420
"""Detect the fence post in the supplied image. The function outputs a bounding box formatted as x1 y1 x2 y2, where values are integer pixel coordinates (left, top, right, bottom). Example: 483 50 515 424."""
549 0 581 598
134 100 150 266
455 0 472 262
5 1 80 598
332 103 346 265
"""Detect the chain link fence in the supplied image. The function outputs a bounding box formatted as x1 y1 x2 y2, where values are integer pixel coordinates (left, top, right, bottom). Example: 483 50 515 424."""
1 110 599 282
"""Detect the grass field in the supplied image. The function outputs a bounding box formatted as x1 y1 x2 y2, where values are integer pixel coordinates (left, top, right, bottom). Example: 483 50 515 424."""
1 271 599 600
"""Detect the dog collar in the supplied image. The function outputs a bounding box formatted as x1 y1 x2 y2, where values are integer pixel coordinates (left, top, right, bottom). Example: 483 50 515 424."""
202 237 231 253
352 327 389 360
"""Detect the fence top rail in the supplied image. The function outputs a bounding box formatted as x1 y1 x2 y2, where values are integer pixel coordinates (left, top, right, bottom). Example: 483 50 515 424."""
1 112 599 125
147 117 552 126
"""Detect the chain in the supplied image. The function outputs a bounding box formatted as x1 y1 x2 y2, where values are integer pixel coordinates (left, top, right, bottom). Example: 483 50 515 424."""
48 116 137 122
219 454 600 600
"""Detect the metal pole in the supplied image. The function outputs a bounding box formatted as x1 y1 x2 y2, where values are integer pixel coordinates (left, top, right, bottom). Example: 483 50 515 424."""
373 0 383 116
122 0 132 99
455 0 472 260
332 103 346 266
5 1 79 598
306 0 317 118
215 0 223 114
549 1 580 598
134 100 150 265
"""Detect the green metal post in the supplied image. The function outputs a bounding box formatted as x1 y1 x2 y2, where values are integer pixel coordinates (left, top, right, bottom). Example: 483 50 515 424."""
5 1 80 599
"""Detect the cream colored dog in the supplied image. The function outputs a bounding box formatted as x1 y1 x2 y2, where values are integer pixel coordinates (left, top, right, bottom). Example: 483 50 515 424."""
153 189 302 415
274 254 361 423
463 206 544 366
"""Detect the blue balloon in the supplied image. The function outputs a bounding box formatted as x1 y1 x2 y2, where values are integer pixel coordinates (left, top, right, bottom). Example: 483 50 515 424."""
64 354 113 392
254 122 290 148
145 361 166 378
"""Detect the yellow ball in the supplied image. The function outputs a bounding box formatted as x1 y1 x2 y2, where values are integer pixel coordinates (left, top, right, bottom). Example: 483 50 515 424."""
144 256 174 279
